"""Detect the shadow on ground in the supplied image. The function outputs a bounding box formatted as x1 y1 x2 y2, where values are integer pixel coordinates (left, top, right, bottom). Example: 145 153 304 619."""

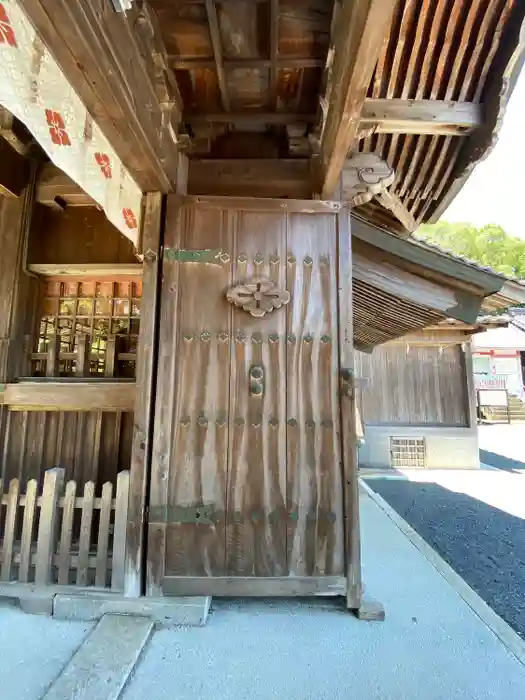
368 479 525 640
479 449 525 474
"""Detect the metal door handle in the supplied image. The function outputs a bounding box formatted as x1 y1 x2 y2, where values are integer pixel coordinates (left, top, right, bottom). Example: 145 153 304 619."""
249 365 264 396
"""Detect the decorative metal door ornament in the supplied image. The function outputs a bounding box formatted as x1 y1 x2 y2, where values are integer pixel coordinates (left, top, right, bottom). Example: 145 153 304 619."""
226 278 290 318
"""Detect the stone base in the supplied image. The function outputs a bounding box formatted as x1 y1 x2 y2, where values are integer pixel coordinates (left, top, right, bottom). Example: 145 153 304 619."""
53 592 211 627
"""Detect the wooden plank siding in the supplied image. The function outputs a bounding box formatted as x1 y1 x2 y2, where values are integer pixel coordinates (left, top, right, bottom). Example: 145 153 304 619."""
0 410 133 490
355 343 468 427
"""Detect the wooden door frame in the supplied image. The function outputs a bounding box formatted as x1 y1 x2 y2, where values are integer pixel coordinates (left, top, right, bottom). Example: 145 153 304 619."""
137 195 361 602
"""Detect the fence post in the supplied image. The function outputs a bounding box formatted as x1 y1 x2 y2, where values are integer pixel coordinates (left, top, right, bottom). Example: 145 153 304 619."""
112 470 130 591
35 468 65 584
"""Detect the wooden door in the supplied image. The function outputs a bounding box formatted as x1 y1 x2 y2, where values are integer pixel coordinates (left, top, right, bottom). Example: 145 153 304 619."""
148 196 355 598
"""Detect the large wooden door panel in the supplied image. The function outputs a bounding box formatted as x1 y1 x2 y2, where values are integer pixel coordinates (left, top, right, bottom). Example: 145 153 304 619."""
226 210 288 576
286 213 344 576
149 196 353 596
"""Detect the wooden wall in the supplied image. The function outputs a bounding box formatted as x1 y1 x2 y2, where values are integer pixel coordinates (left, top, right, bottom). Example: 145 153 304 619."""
1 193 136 492
1 410 133 491
28 206 137 264
355 340 468 427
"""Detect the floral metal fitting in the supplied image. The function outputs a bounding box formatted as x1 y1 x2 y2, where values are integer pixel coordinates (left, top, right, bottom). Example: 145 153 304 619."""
218 332 229 342
304 256 313 266
237 253 247 263
200 331 211 342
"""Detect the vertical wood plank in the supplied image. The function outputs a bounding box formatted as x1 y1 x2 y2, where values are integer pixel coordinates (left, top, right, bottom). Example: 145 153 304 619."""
146 194 186 596
126 192 163 597
337 208 362 609
95 481 113 588
112 470 130 591
226 210 287 576
104 335 117 377
0 478 20 581
46 334 61 377
57 479 77 585
18 478 38 582
35 467 65 584
75 333 90 377
169 204 232 579
77 480 95 586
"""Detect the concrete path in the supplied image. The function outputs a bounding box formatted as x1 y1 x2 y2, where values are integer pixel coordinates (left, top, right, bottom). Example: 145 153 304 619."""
121 492 525 700
0 599 92 700
478 423 525 473
2 490 525 700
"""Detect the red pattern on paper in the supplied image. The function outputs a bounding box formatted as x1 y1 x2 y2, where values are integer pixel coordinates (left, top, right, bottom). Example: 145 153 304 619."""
45 109 71 146
94 152 112 179
0 3 17 47
122 208 138 230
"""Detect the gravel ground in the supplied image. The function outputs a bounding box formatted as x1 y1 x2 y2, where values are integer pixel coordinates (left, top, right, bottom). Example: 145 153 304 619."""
367 478 525 640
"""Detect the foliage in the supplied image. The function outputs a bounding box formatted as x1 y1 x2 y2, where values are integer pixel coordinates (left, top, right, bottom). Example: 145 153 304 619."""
415 221 525 279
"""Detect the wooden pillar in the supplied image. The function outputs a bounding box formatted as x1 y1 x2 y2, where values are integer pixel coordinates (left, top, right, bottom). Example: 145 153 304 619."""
461 339 478 430
0 178 38 483
337 207 363 611
124 192 164 597
124 152 189 597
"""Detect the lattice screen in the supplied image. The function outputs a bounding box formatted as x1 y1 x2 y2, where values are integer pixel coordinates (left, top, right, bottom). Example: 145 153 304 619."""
32 279 142 378
389 437 426 468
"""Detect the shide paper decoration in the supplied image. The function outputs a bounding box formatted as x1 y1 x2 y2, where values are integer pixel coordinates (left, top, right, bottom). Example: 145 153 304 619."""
0 0 142 244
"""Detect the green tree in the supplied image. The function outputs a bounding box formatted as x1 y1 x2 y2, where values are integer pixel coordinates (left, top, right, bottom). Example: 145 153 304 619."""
416 221 525 279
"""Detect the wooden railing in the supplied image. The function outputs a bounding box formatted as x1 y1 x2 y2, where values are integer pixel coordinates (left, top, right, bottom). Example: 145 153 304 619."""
0 468 129 590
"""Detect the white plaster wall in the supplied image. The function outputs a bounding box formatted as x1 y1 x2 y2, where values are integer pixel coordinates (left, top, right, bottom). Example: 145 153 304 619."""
358 425 480 470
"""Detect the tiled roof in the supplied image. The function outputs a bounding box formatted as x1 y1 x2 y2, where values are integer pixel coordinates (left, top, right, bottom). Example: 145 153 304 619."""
412 234 524 284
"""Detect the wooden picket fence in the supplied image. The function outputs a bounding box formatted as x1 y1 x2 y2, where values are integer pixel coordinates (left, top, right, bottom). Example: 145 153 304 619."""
0 468 129 590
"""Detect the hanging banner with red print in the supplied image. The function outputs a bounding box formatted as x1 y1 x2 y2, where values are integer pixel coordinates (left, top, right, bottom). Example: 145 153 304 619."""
0 0 142 244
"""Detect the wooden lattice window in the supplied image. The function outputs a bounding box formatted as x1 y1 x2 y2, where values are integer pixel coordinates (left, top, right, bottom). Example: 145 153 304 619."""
31 279 142 378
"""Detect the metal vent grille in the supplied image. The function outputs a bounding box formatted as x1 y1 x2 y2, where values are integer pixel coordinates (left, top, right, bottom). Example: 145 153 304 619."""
390 437 426 468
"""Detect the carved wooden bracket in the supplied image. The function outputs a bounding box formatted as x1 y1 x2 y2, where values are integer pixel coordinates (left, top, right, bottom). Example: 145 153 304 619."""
227 278 290 318
342 153 394 206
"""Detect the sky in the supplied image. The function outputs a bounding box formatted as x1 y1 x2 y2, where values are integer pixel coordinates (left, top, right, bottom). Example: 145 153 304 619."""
443 71 525 239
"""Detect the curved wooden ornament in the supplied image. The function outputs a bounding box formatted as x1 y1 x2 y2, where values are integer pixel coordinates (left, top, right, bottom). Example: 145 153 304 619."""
226 277 290 317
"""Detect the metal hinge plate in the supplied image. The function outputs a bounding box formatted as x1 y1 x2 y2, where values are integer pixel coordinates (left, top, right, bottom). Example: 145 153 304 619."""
163 248 223 264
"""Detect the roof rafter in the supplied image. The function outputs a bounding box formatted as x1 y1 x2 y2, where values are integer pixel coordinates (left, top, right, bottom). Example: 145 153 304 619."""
318 0 398 197
205 0 230 112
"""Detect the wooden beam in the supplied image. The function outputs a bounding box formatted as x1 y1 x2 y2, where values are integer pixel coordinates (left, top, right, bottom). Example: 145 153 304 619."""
0 108 36 156
185 112 316 126
270 0 279 109
27 263 142 277
0 140 29 198
205 0 230 112
0 382 135 412
162 576 347 597
374 189 416 236
172 57 324 70
360 99 481 136
36 163 95 209
188 159 313 198
18 0 181 191
318 0 398 197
